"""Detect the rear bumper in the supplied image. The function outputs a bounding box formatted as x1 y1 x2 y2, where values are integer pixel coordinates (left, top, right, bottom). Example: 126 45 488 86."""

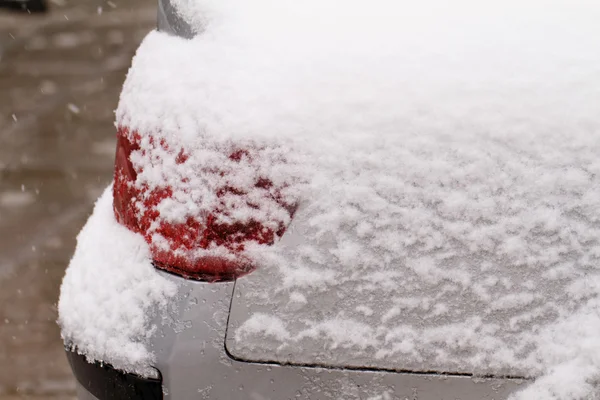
149 276 527 399
65 268 527 399
60 188 527 398
66 350 162 400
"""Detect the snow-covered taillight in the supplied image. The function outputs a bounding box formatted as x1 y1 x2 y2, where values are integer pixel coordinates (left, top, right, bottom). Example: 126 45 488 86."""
113 127 295 282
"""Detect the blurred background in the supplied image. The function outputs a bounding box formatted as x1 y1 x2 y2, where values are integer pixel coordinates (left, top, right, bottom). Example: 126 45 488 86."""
0 1 155 398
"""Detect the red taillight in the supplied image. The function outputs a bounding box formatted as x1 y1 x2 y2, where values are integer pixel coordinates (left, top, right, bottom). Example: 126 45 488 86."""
113 130 141 231
113 127 294 282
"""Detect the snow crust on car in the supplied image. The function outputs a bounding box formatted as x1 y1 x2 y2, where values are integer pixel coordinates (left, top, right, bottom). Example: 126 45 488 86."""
68 0 600 396
58 187 177 376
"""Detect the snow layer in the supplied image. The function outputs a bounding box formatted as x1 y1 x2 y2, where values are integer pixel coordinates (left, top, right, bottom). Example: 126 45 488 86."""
58 187 177 376
116 0 600 396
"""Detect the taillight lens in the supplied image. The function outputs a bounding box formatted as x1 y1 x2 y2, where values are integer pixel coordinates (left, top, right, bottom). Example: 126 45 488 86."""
113 130 141 231
113 127 294 282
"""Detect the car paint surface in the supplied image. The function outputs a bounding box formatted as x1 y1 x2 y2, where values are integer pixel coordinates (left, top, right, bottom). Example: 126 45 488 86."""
157 0 193 39
74 270 525 399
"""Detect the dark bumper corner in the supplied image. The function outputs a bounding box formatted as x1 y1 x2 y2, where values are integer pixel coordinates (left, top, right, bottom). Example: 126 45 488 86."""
65 349 163 400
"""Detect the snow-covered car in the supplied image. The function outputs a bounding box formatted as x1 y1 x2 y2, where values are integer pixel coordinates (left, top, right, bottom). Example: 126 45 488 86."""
58 0 600 399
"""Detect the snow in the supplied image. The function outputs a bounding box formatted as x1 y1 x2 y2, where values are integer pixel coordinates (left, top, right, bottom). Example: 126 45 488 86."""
58 187 177 377
235 313 290 343
59 0 600 395
511 298 600 399
289 291 307 305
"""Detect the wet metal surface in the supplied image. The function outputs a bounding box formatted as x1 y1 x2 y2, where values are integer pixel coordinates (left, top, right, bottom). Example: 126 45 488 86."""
0 1 154 398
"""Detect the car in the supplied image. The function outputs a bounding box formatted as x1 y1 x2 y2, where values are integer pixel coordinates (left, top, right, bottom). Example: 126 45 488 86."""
58 0 600 399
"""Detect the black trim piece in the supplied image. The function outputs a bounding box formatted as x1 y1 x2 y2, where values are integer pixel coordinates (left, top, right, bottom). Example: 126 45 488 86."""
0 0 47 12
65 349 163 400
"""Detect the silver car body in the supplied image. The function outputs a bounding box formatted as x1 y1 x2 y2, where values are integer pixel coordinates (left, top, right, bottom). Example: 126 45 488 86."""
76 270 525 399
73 1 540 398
